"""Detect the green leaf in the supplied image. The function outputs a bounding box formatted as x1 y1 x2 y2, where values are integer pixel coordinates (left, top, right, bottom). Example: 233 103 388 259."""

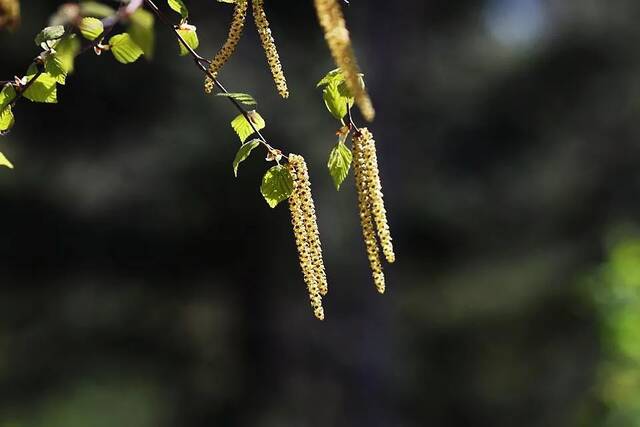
261 165 294 208
0 152 13 169
0 105 14 133
34 25 66 46
177 27 199 56
79 1 116 18
167 0 189 19
216 92 257 106
328 142 352 190
128 9 155 59
0 85 16 132
45 36 81 85
231 111 265 143
23 65 58 104
233 139 261 177
317 68 343 88
0 85 16 110
217 0 237 3
79 17 104 41
323 83 348 120
109 33 144 64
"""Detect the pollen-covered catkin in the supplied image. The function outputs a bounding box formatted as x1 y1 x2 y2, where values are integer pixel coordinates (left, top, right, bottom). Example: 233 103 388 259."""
291 155 329 297
359 128 395 264
313 0 375 122
0 0 20 31
252 0 289 98
288 155 325 320
204 0 248 94
353 131 386 294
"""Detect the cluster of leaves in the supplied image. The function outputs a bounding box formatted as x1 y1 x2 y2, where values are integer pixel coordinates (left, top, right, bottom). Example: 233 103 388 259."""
0 1 161 168
317 68 367 191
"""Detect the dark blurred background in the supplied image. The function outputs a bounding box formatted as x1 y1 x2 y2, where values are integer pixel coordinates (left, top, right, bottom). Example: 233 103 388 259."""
2 0 640 426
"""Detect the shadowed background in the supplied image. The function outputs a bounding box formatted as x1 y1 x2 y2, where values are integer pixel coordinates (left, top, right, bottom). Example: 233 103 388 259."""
1 0 640 426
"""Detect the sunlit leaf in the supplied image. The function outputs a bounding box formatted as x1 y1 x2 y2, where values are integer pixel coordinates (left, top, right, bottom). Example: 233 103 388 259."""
261 165 293 208
233 139 261 177
128 9 155 58
0 152 13 169
231 111 265 143
177 26 198 56
79 17 104 41
109 33 144 64
327 141 352 190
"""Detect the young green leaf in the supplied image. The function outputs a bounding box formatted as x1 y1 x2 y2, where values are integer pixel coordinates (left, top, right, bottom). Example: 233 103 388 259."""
216 92 257 106
47 34 81 74
23 65 58 103
0 105 14 133
109 33 144 64
317 68 343 88
0 85 16 109
323 83 348 121
128 9 155 58
327 141 352 190
177 26 199 56
261 165 294 208
45 36 81 85
79 17 104 41
167 0 189 19
233 139 261 177
34 25 65 46
231 111 265 143
0 152 13 169
80 1 116 18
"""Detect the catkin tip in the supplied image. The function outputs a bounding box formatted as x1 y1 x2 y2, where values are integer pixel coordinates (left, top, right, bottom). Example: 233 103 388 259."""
314 0 375 121
204 0 248 94
253 0 290 99
288 154 329 320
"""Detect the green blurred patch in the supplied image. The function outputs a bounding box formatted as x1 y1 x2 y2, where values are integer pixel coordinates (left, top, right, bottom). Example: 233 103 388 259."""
583 234 640 426
1 374 168 427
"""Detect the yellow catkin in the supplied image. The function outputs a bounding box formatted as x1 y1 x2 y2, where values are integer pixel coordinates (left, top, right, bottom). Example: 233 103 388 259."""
0 0 19 31
353 132 385 294
313 0 375 122
252 0 289 99
292 155 329 297
360 128 395 263
288 155 325 320
204 0 248 94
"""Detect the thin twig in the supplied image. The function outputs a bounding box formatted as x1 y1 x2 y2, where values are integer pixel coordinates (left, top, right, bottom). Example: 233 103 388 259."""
142 0 286 159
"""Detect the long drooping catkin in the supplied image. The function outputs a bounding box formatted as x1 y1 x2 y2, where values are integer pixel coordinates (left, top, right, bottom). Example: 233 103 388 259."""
252 0 289 98
292 155 329 297
313 0 375 122
204 0 248 94
359 128 395 264
288 155 325 320
0 0 20 31
353 132 385 294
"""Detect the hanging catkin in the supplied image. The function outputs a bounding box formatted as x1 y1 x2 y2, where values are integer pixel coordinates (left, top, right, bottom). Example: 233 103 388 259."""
0 0 19 31
313 0 375 122
359 128 395 263
288 155 326 320
252 0 289 98
293 155 329 297
204 0 248 94
353 131 385 294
